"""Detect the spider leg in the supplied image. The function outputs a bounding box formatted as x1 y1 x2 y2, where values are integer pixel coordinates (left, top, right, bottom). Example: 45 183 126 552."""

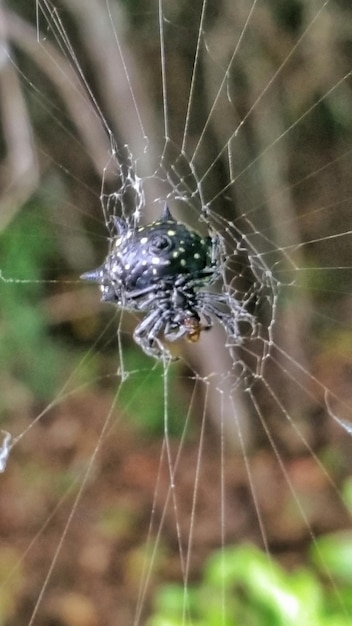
199 292 255 340
133 308 174 360
164 320 189 342
210 233 221 264
204 302 241 339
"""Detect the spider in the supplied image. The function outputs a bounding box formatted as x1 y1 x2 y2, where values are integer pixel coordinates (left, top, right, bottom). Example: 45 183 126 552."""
81 204 253 360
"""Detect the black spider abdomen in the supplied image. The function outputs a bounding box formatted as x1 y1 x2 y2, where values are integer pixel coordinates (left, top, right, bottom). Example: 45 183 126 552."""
81 204 253 360
109 211 212 292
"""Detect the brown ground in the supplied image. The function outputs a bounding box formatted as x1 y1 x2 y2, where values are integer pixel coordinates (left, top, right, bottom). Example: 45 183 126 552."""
0 382 351 626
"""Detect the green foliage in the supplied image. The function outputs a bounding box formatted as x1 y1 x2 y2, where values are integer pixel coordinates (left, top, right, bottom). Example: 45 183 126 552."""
117 347 188 437
0 202 65 413
342 477 352 514
310 531 352 587
147 537 352 626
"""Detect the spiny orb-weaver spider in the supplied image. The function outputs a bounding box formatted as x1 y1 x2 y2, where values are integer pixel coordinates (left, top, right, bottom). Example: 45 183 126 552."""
81 204 254 360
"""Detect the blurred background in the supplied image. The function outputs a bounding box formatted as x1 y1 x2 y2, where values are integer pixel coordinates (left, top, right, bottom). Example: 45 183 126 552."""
1 0 352 624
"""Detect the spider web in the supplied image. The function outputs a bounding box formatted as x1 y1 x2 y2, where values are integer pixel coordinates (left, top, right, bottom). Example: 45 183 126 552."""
0 0 352 624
